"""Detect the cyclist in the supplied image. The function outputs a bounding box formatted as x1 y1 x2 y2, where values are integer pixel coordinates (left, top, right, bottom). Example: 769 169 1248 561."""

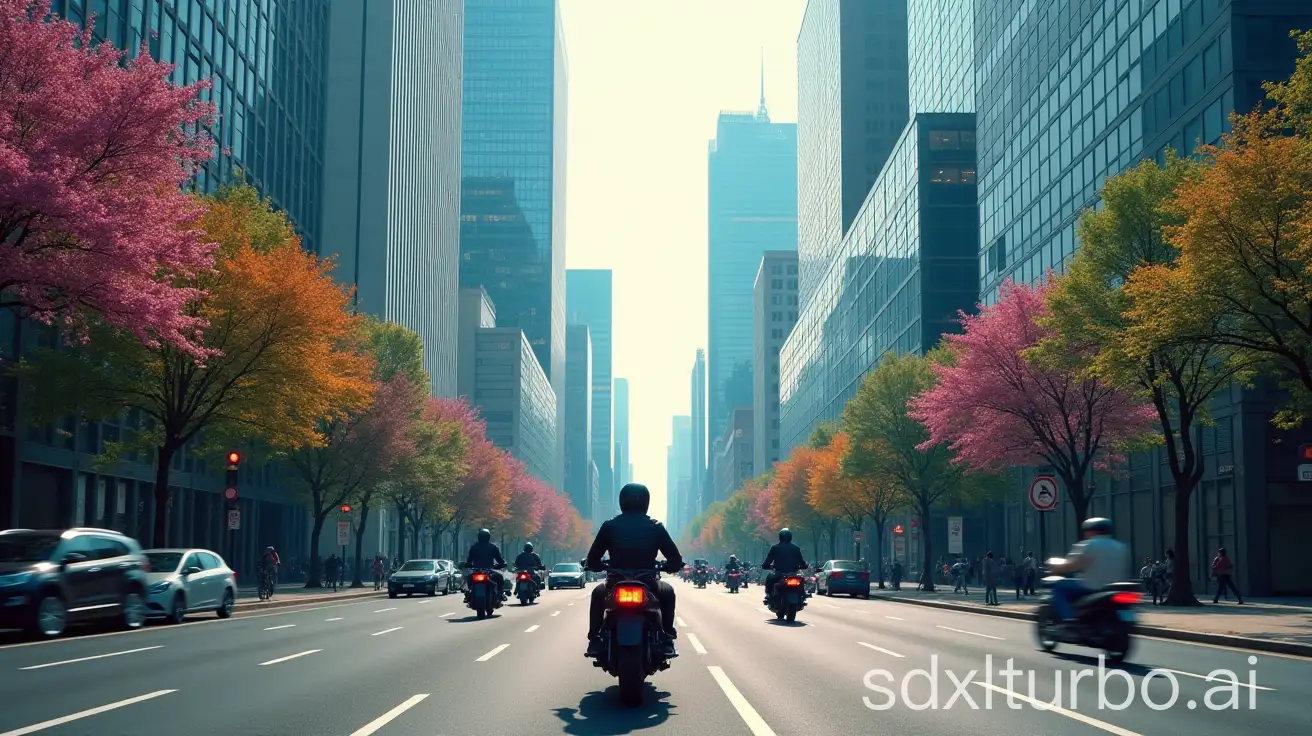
258 546 280 599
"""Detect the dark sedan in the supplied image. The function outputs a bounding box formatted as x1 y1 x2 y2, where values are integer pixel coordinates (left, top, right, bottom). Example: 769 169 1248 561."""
815 560 870 598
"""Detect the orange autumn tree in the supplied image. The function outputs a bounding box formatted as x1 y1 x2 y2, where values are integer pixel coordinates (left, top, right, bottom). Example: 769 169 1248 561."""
23 183 374 545
769 446 828 559
808 432 904 587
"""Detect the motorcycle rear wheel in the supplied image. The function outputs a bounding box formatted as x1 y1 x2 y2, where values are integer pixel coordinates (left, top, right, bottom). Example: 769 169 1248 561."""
1034 604 1059 652
1104 627 1132 664
617 647 645 708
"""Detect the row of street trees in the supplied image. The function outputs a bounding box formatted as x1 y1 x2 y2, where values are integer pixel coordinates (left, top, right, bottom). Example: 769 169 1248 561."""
0 1 590 588
688 32 1312 605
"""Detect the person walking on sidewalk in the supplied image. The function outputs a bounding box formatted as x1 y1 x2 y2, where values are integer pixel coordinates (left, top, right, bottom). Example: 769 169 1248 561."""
982 551 1000 605
1021 552 1037 595
1211 548 1244 604
1141 558 1160 604
373 556 385 590
325 554 341 591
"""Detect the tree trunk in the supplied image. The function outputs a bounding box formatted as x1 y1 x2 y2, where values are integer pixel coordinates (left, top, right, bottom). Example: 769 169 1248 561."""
394 503 407 561
918 503 935 592
872 516 887 590
828 521 838 559
152 441 179 547
1165 478 1203 606
411 526 420 560
351 504 371 588
306 514 327 588
1056 467 1092 538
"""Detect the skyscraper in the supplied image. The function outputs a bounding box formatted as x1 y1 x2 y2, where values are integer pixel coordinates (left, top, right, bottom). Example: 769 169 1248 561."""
566 269 613 514
689 350 707 519
754 251 799 475
321 0 463 397
795 0 910 308
707 82 798 459
472 328 557 486
564 325 595 523
612 377 630 515
669 416 692 531
461 0 568 486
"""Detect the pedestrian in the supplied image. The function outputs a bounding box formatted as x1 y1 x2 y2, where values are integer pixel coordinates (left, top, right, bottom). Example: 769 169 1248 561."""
325 554 340 591
1211 547 1244 604
1140 558 1158 604
1020 552 1036 595
951 558 968 594
890 559 903 590
983 551 999 605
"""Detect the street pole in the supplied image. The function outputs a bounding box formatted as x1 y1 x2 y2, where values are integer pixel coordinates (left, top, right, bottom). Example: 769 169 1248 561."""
1038 509 1048 562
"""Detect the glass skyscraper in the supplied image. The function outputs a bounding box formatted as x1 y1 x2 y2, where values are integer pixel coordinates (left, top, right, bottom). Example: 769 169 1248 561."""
566 269 613 520
706 106 798 449
612 377 630 519
564 325 595 522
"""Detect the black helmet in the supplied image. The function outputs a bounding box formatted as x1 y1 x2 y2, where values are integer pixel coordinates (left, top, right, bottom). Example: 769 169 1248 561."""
523 542 533 553
779 528 793 543
618 483 650 514
729 554 737 561
477 528 491 543
1081 517 1113 536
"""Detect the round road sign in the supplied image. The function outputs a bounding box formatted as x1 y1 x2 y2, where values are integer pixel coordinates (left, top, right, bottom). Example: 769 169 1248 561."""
1029 476 1058 511
223 486 238 501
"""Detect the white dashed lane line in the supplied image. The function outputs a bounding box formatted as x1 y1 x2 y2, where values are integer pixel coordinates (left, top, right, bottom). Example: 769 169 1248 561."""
687 633 708 655
18 646 164 671
439 612 455 618
258 650 321 666
476 644 509 662
936 625 1004 640
0 690 176 736
708 666 777 736
349 694 429 736
372 627 403 637
525 625 539 633
551 611 561 617
857 641 905 658
373 607 397 613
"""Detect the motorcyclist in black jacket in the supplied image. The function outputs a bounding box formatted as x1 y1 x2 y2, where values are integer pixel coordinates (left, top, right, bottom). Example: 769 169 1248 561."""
584 483 683 658
514 542 544 590
762 528 809 604
464 528 507 601
725 555 741 573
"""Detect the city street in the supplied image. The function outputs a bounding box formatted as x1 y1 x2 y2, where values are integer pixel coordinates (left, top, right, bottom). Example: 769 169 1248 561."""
1 579 1309 735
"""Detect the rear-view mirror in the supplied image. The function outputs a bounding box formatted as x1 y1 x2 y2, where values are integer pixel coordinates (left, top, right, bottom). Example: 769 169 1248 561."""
61 552 87 565
183 566 202 575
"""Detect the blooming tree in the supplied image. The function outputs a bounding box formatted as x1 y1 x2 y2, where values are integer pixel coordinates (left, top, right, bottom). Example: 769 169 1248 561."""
910 280 1157 531
0 0 216 351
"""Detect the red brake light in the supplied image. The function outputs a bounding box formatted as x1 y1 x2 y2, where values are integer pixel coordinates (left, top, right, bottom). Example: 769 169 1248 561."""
615 585 646 606
517 572 530 580
829 572 841 579
784 577 803 587
471 573 487 583
1111 591 1140 605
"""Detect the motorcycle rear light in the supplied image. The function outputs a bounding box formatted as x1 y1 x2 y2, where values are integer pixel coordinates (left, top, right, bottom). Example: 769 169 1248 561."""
471 573 487 583
615 585 646 606
1111 591 1141 605
784 577 803 587
517 573 530 580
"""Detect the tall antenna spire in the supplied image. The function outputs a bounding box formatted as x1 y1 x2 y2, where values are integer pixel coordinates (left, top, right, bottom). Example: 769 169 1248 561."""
756 47 769 121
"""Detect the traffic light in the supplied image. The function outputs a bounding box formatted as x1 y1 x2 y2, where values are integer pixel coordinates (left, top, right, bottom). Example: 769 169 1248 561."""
1300 444 1312 461
224 451 240 502
340 504 352 514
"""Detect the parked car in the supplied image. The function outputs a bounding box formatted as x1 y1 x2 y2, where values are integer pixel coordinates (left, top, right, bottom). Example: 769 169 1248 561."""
388 559 457 597
547 562 587 589
0 527 150 639
143 548 237 623
815 559 870 598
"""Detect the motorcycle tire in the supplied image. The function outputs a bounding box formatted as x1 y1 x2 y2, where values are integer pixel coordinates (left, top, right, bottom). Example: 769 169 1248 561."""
1034 603 1059 652
616 646 645 708
1104 626 1132 664
775 609 784 620
786 611 796 622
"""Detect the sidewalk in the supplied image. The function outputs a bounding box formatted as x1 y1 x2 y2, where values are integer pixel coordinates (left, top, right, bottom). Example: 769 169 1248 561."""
234 582 385 608
868 585 1312 655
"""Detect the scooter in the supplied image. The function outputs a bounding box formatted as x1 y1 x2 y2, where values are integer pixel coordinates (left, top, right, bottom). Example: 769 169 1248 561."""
1034 558 1140 664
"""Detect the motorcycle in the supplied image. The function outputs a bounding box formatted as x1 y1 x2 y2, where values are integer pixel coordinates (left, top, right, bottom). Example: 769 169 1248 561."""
1034 558 1140 664
693 569 708 588
765 569 807 622
586 562 674 708
515 567 544 605
726 572 741 593
464 565 505 619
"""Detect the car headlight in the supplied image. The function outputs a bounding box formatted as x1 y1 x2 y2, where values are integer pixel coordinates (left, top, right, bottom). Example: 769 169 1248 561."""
0 572 32 587
148 580 172 593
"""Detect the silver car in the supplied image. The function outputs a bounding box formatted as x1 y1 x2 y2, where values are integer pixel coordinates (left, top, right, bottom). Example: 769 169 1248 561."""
143 549 237 623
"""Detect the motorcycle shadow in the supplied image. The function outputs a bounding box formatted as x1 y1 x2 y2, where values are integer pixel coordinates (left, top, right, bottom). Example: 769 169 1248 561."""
1050 651 1154 676
446 612 502 623
552 687 674 735
764 618 809 628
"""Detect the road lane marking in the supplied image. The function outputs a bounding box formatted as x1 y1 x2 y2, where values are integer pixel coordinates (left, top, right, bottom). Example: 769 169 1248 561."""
551 611 561 616
264 624 295 630
372 627 403 636
936 625 1004 640
757 607 770 613
0 689 176 736
373 607 397 613
974 682 1141 736
439 612 455 618
1156 667 1275 691
258 650 321 666
476 644 509 662
676 616 687 627
708 666 776 736
349 694 429 736
325 617 343 621
568 602 575 606
857 641 905 658
418 600 430 604
824 604 841 609
687 633 708 654
885 615 904 620
19 646 164 671
525 625 539 633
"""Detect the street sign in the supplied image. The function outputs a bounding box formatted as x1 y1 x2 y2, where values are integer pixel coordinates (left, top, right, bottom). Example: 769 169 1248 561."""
227 509 240 530
893 536 906 559
1299 464 1312 482
222 486 237 501
947 516 963 554
1029 476 1059 511
337 521 350 546
853 531 863 542
892 525 904 535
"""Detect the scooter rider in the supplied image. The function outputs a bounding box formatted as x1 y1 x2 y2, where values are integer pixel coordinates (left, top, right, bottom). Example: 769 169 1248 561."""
514 543 544 591
1048 517 1130 622
584 483 683 659
762 528 808 604
464 528 508 601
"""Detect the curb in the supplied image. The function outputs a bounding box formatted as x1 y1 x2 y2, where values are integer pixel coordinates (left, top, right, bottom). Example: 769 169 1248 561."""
235 589 388 612
869 593 1312 658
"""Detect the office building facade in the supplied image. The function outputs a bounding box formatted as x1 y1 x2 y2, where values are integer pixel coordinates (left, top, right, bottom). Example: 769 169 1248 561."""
689 350 707 519
471 328 557 487
566 269 613 514
712 409 754 506
753 251 800 476
461 0 568 488
457 288 498 400
780 114 980 453
321 0 463 397
707 104 798 455
796 0 910 308
668 416 692 530
564 325 595 523
613 378 630 512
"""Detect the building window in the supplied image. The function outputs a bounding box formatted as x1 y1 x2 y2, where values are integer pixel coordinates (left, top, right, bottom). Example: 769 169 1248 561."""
928 130 961 149
930 167 963 183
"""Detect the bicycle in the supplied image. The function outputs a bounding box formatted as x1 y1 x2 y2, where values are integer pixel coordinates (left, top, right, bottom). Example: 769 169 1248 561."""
257 570 275 601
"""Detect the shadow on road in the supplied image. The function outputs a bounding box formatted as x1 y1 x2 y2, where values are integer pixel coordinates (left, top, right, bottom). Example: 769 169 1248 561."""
764 618 810 628
445 613 502 623
1052 651 1157 677
552 687 674 735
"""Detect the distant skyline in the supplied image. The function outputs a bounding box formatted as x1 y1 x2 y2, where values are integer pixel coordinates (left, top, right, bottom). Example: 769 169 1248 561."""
558 0 805 521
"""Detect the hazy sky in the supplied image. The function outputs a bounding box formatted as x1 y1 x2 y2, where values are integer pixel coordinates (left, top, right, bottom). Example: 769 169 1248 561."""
558 0 806 521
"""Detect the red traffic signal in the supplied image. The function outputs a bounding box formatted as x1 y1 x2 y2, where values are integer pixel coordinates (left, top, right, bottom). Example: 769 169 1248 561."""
1300 445 1312 461
226 451 241 466
340 504 352 513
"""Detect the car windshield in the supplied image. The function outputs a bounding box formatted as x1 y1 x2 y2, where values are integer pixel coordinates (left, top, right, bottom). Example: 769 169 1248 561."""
831 561 862 571
399 561 435 572
145 552 185 571
0 533 61 563
553 563 581 572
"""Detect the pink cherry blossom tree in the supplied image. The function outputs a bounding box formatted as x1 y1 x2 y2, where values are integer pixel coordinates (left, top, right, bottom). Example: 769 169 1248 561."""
747 482 776 543
0 0 215 351
538 491 572 552
909 279 1157 533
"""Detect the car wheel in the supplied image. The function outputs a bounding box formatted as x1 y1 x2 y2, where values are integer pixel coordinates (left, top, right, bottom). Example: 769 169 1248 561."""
388 591 397 599
121 592 146 630
168 594 187 625
427 585 437 597
32 594 66 639
216 590 234 618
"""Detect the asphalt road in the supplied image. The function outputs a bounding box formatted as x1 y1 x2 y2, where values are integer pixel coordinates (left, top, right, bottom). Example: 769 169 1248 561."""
0 578 1308 735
